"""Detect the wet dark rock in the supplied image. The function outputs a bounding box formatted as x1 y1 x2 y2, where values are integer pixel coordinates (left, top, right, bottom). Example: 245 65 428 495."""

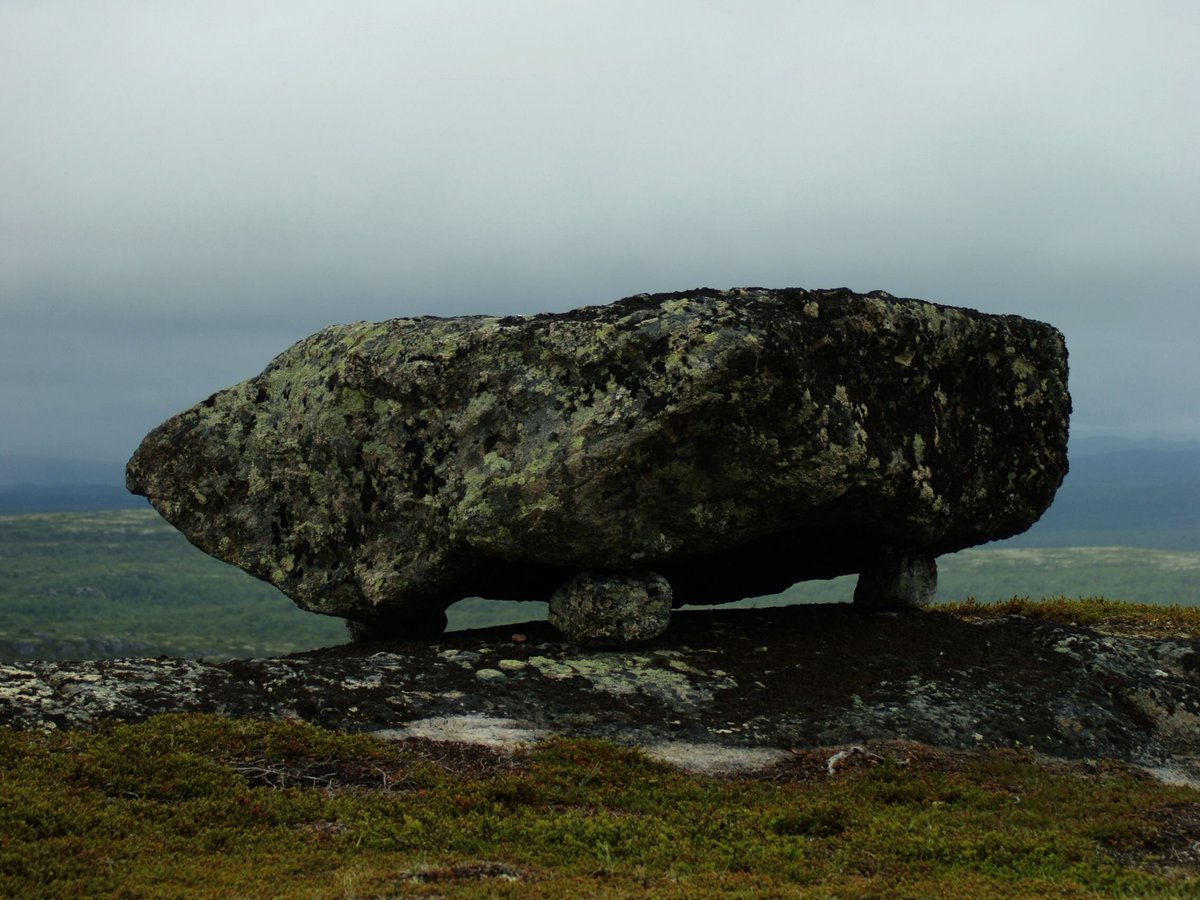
126 287 1070 639
2 608 1196 783
548 570 672 646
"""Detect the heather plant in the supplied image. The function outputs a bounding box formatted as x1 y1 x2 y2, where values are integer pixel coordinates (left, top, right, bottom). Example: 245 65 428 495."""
2 713 1197 897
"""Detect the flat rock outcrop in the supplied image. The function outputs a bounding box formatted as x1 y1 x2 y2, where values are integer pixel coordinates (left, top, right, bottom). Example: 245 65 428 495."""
2 608 1197 783
126 287 1069 637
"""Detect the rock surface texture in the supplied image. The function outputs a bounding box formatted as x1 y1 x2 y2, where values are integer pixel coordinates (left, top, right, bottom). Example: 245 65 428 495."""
126 287 1070 637
548 571 673 646
2 609 1197 783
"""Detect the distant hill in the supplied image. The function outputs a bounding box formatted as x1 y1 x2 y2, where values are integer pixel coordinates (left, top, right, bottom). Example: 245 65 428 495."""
1006 439 1199 550
1067 435 1200 458
0 485 147 514
0 454 127 487
0 454 142 513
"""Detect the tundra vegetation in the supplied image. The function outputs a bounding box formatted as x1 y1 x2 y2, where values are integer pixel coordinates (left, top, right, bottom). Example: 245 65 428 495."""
3 709 1199 897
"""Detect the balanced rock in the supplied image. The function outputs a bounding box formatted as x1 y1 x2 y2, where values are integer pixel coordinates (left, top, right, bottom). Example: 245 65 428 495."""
126 287 1070 641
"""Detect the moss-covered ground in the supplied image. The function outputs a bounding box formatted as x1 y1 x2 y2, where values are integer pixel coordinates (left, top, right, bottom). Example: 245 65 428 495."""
940 595 1200 639
3 711 1198 897
3 598 1199 896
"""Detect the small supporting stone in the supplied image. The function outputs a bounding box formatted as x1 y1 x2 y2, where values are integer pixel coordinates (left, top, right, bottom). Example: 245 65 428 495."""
549 570 672 646
853 553 937 611
345 611 449 642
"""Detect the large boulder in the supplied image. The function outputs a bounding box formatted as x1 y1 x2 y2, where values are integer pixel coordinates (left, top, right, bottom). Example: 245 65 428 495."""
127 287 1070 638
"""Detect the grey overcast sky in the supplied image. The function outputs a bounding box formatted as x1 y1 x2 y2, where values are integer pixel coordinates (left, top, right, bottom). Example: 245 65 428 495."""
1 1 1197 463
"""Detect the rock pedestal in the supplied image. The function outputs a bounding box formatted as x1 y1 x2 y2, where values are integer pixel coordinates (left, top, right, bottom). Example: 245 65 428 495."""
853 553 938 611
548 571 673 647
3 608 1197 788
127 287 1070 642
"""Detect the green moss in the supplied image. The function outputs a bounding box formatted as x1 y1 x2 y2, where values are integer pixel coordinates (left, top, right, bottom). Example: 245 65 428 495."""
941 596 1200 639
1 713 1196 897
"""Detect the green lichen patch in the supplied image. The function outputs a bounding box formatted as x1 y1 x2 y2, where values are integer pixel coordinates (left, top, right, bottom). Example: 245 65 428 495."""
524 649 736 708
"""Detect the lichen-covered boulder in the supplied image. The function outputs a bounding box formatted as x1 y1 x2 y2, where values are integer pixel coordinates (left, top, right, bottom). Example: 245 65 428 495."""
127 287 1070 638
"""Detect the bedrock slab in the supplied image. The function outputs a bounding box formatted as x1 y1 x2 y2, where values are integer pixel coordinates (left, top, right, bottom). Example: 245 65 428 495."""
2 608 1195 783
127 287 1069 635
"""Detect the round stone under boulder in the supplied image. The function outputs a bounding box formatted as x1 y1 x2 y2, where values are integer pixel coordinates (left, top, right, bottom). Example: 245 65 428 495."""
548 571 673 646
